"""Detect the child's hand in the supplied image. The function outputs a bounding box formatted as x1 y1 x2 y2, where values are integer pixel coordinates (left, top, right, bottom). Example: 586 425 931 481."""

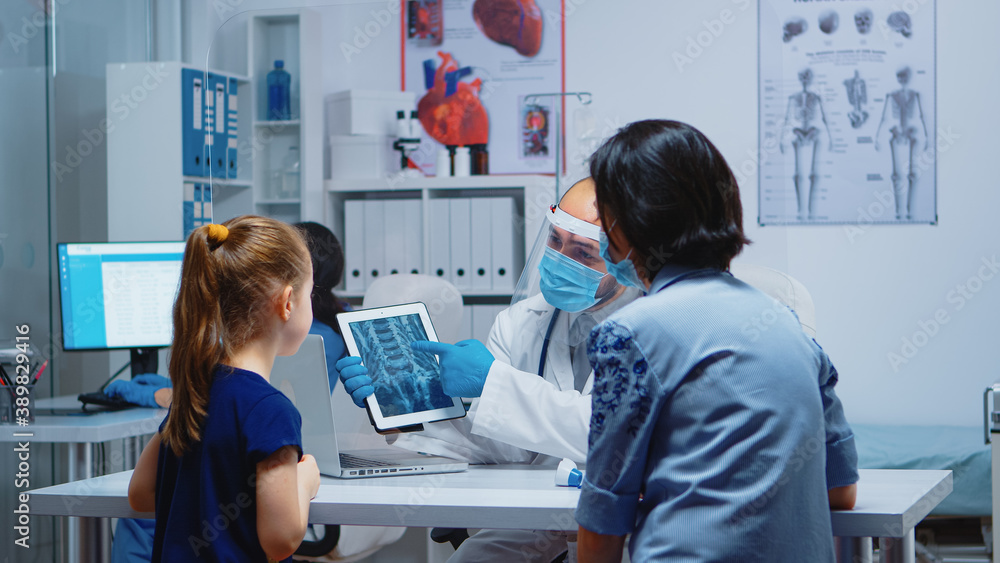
298 454 320 500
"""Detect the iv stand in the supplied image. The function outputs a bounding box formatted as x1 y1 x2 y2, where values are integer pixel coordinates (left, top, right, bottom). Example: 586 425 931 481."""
524 92 593 200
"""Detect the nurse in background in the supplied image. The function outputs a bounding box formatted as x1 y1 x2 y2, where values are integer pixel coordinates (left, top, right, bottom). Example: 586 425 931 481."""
577 120 858 563
296 222 350 392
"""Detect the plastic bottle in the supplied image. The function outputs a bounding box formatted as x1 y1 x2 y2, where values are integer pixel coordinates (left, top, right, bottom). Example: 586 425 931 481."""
435 149 451 178
267 60 291 120
409 110 421 139
453 146 471 177
396 110 410 139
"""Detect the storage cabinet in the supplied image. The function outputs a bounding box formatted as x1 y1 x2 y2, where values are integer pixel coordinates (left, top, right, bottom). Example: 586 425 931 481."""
326 175 557 342
105 9 322 238
247 9 322 224
106 61 251 242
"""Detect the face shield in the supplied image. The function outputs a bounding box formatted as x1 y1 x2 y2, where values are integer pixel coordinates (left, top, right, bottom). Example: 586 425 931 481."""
511 204 622 317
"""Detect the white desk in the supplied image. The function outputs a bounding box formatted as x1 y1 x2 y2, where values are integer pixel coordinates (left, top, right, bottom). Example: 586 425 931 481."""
3 395 166 563
0 395 166 447
29 467 951 562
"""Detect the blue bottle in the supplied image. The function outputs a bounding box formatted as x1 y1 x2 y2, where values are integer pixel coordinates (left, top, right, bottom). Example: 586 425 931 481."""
267 60 291 120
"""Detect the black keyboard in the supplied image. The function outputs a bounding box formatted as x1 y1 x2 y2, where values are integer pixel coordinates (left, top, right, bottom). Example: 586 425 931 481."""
78 391 136 410
339 453 400 468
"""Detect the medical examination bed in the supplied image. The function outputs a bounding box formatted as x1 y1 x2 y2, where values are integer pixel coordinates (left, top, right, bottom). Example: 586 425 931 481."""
854 422 992 561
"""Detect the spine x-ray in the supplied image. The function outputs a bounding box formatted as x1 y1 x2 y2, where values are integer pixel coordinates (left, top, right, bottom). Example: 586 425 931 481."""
348 314 454 417
758 0 936 226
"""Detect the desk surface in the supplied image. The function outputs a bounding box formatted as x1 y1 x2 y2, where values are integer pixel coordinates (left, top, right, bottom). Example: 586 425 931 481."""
28 467 951 536
0 395 166 444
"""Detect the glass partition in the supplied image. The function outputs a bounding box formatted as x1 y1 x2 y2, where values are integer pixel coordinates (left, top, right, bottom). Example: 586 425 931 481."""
0 0 151 560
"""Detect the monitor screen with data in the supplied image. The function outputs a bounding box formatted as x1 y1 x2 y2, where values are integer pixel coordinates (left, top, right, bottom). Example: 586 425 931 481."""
58 241 185 351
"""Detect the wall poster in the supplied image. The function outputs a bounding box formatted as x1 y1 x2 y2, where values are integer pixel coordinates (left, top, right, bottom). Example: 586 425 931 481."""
758 0 936 225
402 0 564 175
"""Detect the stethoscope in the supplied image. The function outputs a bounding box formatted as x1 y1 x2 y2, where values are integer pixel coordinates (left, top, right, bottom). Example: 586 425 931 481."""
535 269 720 378
537 309 561 377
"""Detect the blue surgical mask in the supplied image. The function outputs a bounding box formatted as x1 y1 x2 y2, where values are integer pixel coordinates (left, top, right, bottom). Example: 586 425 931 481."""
538 246 605 313
599 228 645 290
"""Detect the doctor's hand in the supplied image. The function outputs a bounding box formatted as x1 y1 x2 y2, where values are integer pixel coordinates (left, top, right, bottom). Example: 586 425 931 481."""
410 340 495 398
105 373 172 408
335 356 374 408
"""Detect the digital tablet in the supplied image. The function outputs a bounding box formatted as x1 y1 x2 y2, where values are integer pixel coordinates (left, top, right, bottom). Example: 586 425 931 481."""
337 302 467 431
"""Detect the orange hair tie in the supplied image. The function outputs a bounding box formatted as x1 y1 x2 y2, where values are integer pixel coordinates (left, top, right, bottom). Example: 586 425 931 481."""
206 224 229 249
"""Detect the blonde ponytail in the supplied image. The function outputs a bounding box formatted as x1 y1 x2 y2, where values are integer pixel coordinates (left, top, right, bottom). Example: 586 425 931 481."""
161 217 309 456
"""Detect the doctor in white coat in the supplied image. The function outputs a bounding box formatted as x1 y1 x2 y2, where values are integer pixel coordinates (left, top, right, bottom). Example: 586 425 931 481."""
337 178 641 562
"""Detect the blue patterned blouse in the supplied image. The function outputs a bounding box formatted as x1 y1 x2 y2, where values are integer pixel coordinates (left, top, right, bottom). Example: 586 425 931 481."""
575 264 858 562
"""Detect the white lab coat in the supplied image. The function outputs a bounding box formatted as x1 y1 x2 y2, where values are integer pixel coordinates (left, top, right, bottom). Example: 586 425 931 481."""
472 295 594 464
392 292 639 563
392 294 592 465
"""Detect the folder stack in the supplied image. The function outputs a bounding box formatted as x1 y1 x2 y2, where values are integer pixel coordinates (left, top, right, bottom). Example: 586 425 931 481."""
181 67 239 236
341 196 523 296
182 69 240 180
183 182 214 238
182 69 207 177
468 304 507 343
227 77 239 179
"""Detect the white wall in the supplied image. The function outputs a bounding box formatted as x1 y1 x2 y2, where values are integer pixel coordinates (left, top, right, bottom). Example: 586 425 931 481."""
199 0 999 428
574 0 1000 428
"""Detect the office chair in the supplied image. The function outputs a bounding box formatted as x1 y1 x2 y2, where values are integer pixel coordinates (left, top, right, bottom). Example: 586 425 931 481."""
429 528 568 563
363 273 465 344
730 263 817 337
294 526 341 558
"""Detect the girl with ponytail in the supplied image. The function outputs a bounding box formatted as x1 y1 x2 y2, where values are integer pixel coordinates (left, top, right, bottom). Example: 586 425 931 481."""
128 216 321 562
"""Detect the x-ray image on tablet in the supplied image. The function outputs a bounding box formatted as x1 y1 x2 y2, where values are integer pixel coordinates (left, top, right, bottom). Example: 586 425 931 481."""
338 303 466 430
348 314 452 416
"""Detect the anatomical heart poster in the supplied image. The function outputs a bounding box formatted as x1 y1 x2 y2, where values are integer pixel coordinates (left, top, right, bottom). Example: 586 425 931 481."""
758 0 937 226
403 0 564 175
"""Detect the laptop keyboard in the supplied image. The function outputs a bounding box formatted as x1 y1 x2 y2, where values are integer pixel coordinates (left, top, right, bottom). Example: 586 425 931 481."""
339 453 401 469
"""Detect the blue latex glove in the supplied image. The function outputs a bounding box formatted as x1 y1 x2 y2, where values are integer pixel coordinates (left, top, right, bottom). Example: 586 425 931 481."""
410 339 495 398
105 374 172 408
335 356 374 408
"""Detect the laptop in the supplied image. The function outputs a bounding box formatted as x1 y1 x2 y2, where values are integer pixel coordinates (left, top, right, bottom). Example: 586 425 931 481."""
270 334 468 479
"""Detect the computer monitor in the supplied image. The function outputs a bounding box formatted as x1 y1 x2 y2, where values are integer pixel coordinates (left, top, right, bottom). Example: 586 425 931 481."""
57 241 185 377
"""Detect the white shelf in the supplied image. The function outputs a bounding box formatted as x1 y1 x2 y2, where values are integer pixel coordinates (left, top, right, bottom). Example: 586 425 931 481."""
248 8 322 224
220 72 250 82
325 174 546 193
256 198 301 205
253 120 300 128
106 61 250 83
183 176 252 188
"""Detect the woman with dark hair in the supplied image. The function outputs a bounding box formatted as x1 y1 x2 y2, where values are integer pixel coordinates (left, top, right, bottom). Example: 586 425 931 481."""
296 222 350 392
575 120 858 562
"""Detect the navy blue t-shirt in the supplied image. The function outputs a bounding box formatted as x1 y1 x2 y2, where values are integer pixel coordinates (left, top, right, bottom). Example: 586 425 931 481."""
152 365 302 563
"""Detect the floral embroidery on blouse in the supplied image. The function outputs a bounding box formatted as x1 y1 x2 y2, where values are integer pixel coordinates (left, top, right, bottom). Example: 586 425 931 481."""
587 321 652 446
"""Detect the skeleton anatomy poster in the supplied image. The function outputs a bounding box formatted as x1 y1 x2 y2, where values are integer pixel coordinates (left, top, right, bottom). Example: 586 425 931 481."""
758 0 937 225
402 0 564 175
